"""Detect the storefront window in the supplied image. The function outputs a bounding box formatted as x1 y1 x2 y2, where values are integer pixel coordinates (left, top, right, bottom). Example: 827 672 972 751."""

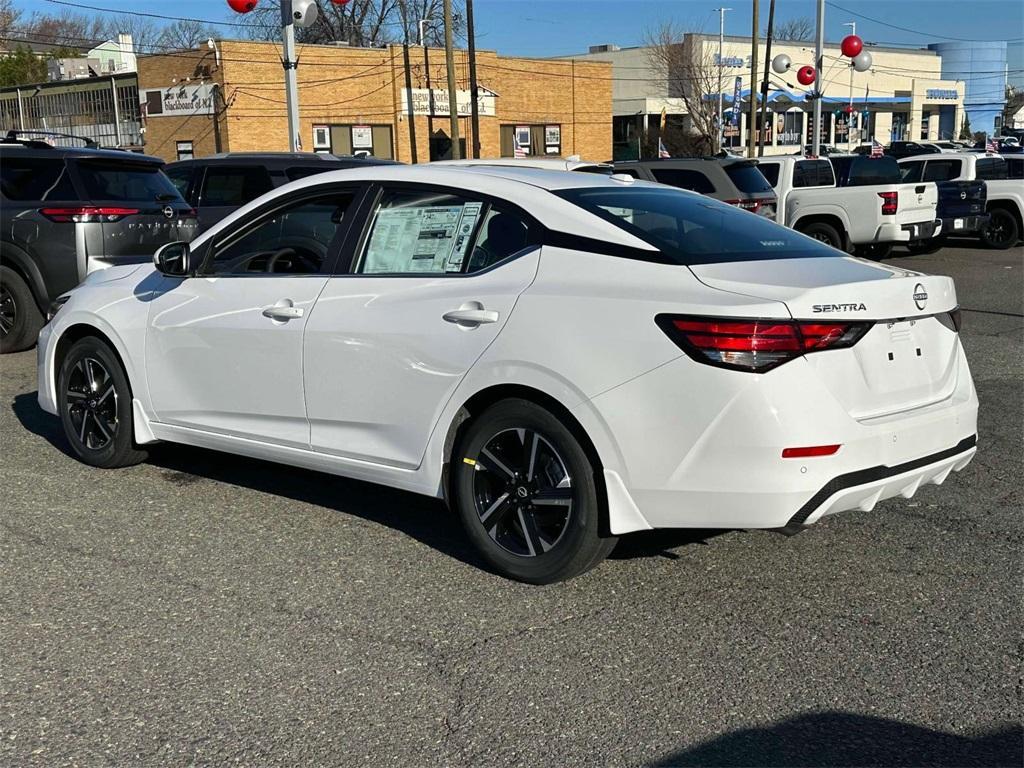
920 111 930 140
500 124 560 157
778 111 803 146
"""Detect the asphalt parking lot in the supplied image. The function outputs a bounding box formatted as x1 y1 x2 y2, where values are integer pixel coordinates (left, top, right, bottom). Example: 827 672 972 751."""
1 243 1021 767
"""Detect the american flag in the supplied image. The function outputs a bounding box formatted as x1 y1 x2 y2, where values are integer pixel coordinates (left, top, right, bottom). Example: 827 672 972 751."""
986 137 998 153
658 137 671 159
870 139 884 158
513 140 526 158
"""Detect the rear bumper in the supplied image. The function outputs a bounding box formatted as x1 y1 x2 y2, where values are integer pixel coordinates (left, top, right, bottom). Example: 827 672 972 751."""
900 219 939 241
938 214 989 236
876 219 936 243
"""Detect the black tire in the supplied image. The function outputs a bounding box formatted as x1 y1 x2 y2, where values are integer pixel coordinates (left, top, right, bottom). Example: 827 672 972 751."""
854 243 893 259
907 237 945 255
452 398 617 584
0 265 43 354
981 208 1020 250
57 336 147 469
798 221 844 250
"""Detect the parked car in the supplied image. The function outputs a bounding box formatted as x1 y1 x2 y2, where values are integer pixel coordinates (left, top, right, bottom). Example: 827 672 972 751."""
0 136 196 353
434 156 614 174
613 157 777 217
897 154 988 252
793 144 839 156
37 165 978 583
165 152 398 231
755 154 939 256
900 152 1020 249
921 141 958 153
884 141 943 159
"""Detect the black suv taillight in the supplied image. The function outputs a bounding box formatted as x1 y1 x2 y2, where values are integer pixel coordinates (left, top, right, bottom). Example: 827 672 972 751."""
40 206 139 223
657 315 872 372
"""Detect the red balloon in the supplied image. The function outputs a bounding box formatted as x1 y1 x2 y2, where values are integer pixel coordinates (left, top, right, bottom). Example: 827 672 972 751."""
844 104 854 114
227 0 257 12
841 34 863 58
796 65 816 86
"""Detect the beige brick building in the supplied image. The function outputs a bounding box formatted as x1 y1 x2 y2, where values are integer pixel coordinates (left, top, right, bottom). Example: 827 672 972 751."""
137 41 612 164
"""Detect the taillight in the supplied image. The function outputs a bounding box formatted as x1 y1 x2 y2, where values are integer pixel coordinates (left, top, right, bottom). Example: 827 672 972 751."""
725 199 762 213
877 191 898 215
40 206 139 223
657 315 872 372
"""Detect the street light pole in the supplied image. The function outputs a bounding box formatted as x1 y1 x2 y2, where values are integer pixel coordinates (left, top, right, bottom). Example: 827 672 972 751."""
811 0 825 157
280 0 301 152
843 21 855 152
715 7 731 152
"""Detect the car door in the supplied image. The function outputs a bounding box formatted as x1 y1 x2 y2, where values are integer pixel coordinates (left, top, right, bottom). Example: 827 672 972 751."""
303 183 542 469
196 164 275 231
146 183 366 448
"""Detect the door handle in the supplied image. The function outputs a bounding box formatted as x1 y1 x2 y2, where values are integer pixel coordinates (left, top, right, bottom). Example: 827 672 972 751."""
443 307 499 327
262 302 304 321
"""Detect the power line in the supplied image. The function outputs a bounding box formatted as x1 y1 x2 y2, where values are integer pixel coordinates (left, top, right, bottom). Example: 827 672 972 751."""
825 1 1024 43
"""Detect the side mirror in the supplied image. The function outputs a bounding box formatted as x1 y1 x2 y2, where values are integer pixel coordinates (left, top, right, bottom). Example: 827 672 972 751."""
154 241 192 276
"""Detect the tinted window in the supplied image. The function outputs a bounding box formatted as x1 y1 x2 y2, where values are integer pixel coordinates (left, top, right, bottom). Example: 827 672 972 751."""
975 158 1008 181
573 165 615 175
724 163 773 193
757 162 780 187
165 166 193 198
0 157 76 201
556 186 839 266
793 160 835 188
201 166 274 206
650 168 716 194
208 191 355 275
899 161 924 183
1006 158 1024 179
357 189 531 275
923 159 962 182
833 156 901 186
76 161 182 202
286 165 338 181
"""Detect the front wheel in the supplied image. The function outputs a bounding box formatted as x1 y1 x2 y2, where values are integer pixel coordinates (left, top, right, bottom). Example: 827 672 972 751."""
981 208 1020 250
452 399 617 584
0 266 43 354
57 336 147 468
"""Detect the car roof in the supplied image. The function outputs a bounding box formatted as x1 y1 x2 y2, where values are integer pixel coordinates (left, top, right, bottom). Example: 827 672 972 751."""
896 152 993 162
0 143 164 164
433 157 612 172
166 152 399 167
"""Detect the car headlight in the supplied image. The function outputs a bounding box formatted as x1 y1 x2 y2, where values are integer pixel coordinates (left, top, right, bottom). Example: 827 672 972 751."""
46 296 70 323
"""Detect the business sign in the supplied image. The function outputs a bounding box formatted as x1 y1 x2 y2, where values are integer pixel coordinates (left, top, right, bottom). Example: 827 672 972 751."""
730 76 742 125
926 88 958 100
352 125 373 149
141 84 215 118
401 88 496 117
714 54 749 68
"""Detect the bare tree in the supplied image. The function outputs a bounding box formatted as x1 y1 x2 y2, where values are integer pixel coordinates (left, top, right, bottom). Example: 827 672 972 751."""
645 22 722 154
156 19 219 51
21 10 106 50
98 14 160 53
770 16 814 42
0 0 22 41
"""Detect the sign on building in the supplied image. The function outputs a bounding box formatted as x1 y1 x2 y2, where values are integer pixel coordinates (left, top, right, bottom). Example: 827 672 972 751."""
141 84 215 118
400 88 496 118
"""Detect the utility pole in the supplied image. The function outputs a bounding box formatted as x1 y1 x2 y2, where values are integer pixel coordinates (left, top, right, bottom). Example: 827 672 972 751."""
758 0 776 156
811 0 825 157
442 0 461 160
420 20 435 156
714 7 731 152
843 21 855 152
280 0 301 152
466 0 481 158
403 42 418 163
747 0 759 158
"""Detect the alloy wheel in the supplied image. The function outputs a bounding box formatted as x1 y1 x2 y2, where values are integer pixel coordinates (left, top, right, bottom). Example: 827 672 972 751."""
0 283 15 336
471 428 574 557
66 357 118 450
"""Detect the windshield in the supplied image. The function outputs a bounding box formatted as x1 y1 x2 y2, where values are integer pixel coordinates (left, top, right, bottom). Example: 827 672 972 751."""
555 185 841 265
75 160 184 202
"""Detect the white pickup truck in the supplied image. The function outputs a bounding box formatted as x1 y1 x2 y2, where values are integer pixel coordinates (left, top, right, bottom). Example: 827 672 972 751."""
898 152 1022 249
756 155 939 257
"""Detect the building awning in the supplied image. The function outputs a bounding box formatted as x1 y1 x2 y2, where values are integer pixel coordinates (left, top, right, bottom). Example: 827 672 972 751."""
714 87 912 107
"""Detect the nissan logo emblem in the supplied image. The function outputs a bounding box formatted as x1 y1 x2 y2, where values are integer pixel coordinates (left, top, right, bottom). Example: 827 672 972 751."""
162 205 174 219
913 283 928 310
960 191 967 200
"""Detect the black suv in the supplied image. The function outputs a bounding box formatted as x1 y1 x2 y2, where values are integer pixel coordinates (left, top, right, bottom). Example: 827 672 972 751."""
883 141 942 159
1 136 196 353
165 152 398 231
612 157 777 218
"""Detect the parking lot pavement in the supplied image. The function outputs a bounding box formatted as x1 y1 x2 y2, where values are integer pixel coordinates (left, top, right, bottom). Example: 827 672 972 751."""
1 244 1021 767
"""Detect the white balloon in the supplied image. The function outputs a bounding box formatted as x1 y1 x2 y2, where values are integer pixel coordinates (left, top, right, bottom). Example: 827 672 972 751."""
293 0 319 28
771 53 792 74
852 51 873 72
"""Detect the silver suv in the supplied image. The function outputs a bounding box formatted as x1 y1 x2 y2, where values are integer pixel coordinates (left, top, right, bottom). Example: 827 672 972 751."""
0 136 197 353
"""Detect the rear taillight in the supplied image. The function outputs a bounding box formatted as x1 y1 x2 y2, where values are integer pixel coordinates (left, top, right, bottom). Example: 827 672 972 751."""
725 199 762 213
657 315 872 372
877 191 898 215
40 206 139 223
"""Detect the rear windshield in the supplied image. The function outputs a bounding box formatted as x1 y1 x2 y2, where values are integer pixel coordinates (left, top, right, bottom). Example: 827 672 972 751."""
555 185 839 266
725 163 774 193
0 157 77 201
832 155 901 186
75 160 183 202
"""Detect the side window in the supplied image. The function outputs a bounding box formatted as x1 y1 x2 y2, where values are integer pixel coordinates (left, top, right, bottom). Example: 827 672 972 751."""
757 162 780 187
201 166 274 207
649 168 715 194
975 158 1008 181
900 161 924 183
164 166 194 200
794 160 833 188
923 160 962 182
355 188 534 275
0 158 76 201
206 190 357 276
1006 158 1024 180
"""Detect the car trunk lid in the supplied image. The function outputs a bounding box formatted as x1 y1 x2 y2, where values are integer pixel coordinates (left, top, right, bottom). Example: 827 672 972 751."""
935 179 986 218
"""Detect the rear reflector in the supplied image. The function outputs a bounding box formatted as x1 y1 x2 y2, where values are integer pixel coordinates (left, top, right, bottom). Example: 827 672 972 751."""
657 315 872 373
782 444 841 458
877 191 898 215
40 206 139 223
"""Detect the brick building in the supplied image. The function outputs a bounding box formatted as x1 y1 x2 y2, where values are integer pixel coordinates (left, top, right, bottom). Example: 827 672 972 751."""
136 40 612 164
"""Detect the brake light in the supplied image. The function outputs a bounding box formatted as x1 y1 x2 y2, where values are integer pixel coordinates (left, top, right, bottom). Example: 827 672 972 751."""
877 191 898 215
40 206 139 223
725 199 762 212
657 315 872 372
782 444 841 458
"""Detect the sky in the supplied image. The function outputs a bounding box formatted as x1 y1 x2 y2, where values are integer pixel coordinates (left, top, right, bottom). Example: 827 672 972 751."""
9 0 1024 62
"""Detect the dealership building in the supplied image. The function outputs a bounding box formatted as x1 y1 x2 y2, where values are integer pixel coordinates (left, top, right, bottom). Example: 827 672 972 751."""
134 40 611 164
569 34 971 159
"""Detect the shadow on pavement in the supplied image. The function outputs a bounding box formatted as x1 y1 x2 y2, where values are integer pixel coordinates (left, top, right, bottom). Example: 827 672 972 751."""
653 712 1023 767
12 391 727 571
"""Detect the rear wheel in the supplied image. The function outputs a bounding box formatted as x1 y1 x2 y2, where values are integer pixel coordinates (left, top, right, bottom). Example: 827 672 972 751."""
452 398 617 584
981 208 1019 250
0 266 43 354
58 336 147 468
798 222 844 250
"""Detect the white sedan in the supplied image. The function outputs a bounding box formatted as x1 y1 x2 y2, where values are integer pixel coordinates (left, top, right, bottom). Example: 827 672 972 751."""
37 165 979 583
